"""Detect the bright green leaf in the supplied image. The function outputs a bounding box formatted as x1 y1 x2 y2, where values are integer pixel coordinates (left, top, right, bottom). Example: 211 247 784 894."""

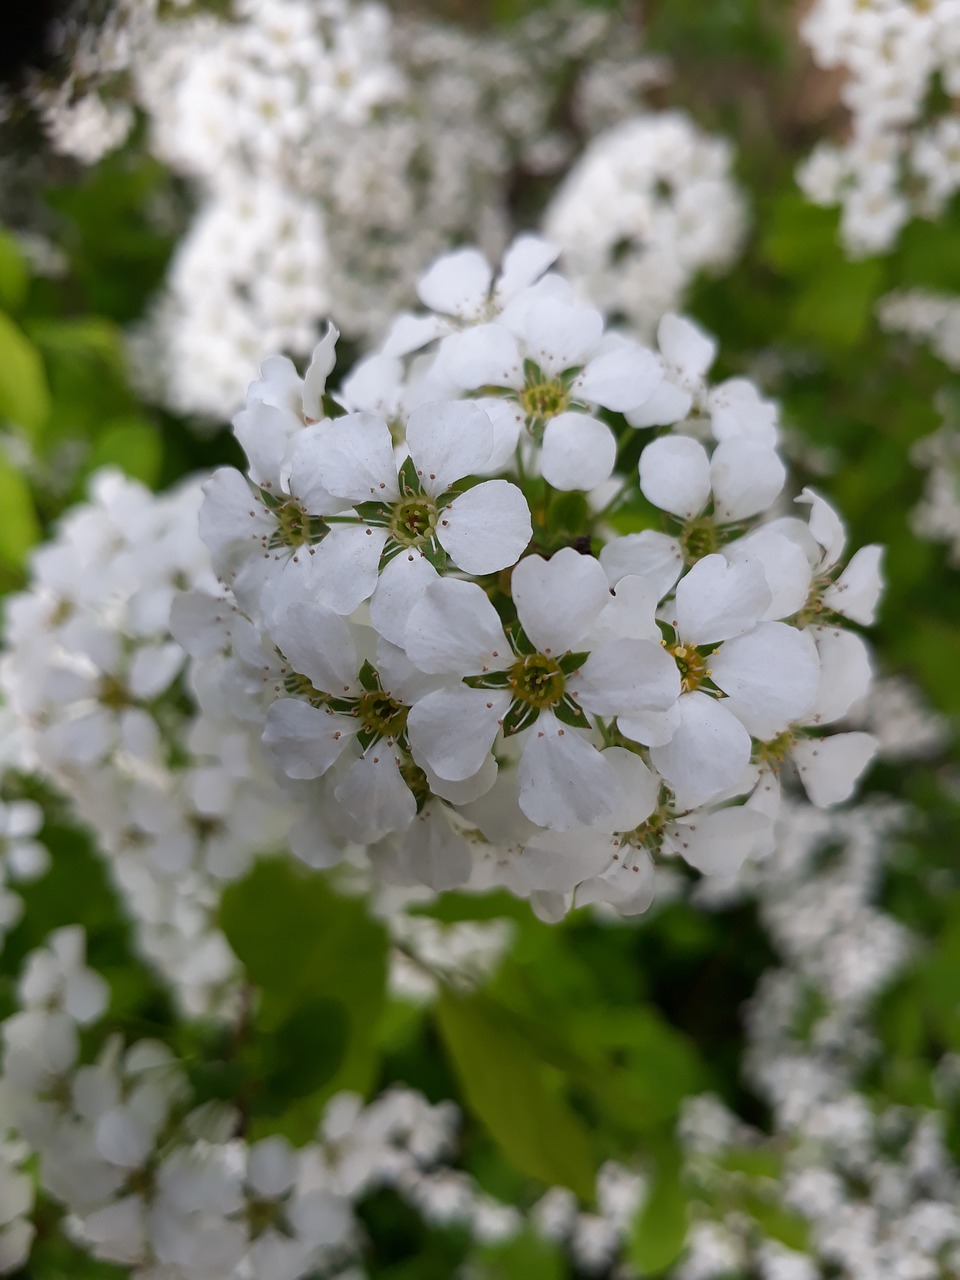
436 988 596 1198
630 1146 689 1276
0 449 39 569
0 312 51 436
0 231 28 311
89 417 162 486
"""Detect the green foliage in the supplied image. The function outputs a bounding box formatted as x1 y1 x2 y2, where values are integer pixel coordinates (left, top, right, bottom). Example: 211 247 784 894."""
0 312 51 438
219 859 389 1123
0 449 40 570
436 987 596 1197
629 1144 689 1275
0 230 29 311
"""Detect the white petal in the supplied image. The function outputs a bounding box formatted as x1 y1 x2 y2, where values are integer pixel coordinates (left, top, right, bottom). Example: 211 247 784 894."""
301 322 340 421
96 1107 152 1169
593 575 663 641
369 551 439 647
796 487 845 568
389 806 473 891
494 235 559 305
822 545 884 624
639 435 711 519
793 732 878 807
708 378 778 445
809 628 873 724
381 312 450 358
710 439 786 522
281 424 343 514
518 712 620 831
626 377 692 428
405 579 508 675
417 247 492 317
375 638 440 706
439 324 523 390
334 750 416 840
406 400 494 496
571 639 679 718
595 746 659 831
667 807 769 876
512 548 610 654
572 345 663 412
576 852 657 915
312 524 387 615
407 686 509 781
128 643 184 700
438 481 531 574
268 602 357 694
724 529 812 620
522 299 603 376
232 401 293 489
658 313 716 378
710 623 820 739
310 413 399 502
673 553 771 646
600 531 683 600
476 397 523 471
541 413 617 490
618 701 682 747
650 692 752 808
423 753 498 805
519 828 617 892
262 700 355 779
248 1137 297 1199
199 468 270 578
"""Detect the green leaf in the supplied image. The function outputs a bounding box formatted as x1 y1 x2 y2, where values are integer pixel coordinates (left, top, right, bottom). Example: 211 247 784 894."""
253 997 349 1115
473 1230 565 1280
88 418 162 486
220 859 389 1099
0 449 39 569
630 1145 689 1276
0 312 51 436
791 257 887 349
0 230 29 311
436 988 596 1197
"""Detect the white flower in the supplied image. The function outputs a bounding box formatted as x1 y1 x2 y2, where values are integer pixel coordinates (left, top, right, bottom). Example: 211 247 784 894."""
404 548 678 831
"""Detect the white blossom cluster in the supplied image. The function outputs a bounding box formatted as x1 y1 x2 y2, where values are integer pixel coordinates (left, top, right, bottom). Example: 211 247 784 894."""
797 0 960 256
544 112 747 338
0 797 48 955
0 469 291 1016
31 0 664 419
181 238 883 920
676 800 960 1280
878 292 960 565
0 926 544 1278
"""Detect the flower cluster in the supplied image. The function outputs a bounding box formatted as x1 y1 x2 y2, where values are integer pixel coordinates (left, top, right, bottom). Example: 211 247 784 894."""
184 239 883 918
797 0 960 256
674 800 960 1280
31 0 664 419
0 926 583 1278
0 469 290 1015
543 112 746 337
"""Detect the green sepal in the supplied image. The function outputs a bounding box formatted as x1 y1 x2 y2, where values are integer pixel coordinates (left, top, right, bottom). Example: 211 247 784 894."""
501 700 539 738
421 538 448 572
398 454 423 497
507 618 536 655
354 500 391 525
554 696 591 730
466 670 512 690
356 727 378 752
522 356 542 383
558 651 589 675
357 660 381 693
258 485 285 511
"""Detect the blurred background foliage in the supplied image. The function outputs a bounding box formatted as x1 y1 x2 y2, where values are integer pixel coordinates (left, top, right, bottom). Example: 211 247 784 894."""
2 1 960 1277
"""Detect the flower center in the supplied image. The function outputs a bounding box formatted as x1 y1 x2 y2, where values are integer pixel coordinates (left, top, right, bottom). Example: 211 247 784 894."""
390 495 438 547
358 690 408 740
668 643 709 693
508 653 565 710
269 500 327 551
98 674 131 710
680 517 718 563
520 379 569 422
623 808 668 855
754 729 796 769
